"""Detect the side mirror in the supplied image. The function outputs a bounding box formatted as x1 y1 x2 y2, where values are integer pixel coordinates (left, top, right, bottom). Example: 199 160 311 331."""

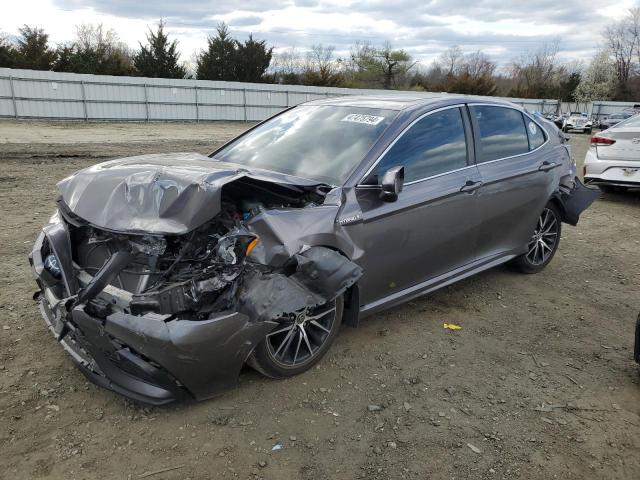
379 166 404 202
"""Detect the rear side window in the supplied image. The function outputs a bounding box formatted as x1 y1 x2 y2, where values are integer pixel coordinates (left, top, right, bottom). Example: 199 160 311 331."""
375 107 468 183
472 106 529 163
526 118 546 150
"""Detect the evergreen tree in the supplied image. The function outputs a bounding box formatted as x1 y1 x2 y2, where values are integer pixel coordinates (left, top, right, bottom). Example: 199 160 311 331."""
196 23 237 80
15 25 56 70
134 20 186 79
0 34 17 68
236 34 272 82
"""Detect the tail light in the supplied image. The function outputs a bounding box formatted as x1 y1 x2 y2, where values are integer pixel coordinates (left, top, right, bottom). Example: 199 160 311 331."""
590 136 616 146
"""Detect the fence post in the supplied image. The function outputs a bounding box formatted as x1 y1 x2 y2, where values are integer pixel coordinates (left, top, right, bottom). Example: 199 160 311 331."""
242 88 247 122
195 85 199 123
80 80 88 121
540 99 545 114
9 75 18 119
143 83 150 122
286 90 290 107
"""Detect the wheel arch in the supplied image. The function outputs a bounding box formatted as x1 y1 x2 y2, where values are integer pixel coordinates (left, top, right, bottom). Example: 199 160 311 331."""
312 244 361 328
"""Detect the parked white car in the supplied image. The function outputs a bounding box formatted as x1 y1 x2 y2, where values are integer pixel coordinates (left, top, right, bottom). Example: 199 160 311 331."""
563 112 593 134
584 114 640 192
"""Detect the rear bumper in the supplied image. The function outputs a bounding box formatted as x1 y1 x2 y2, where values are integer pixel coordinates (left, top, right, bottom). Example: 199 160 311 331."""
583 148 640 187
31 232 276 405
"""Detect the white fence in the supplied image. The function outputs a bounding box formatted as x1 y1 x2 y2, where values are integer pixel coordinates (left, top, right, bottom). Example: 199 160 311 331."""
0 67 562 122
560 101 640 120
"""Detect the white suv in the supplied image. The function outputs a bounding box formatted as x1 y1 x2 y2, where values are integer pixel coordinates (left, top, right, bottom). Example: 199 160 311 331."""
563 112 593 134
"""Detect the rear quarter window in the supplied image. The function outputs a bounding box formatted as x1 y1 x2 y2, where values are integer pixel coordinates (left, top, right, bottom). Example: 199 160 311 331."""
471 106 530 163
526 118 546 150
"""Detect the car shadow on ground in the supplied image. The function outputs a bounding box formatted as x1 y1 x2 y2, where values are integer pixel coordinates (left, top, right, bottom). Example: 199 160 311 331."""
596 188 640 206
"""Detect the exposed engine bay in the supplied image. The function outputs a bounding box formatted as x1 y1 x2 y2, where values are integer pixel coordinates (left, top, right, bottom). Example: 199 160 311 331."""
49 175 359 322
31 156 363 404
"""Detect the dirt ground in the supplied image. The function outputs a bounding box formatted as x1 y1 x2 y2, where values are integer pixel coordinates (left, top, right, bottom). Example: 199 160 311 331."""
1 121 639 480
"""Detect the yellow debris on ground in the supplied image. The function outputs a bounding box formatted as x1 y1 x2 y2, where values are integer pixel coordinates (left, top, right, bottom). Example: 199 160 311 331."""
443 323 462 330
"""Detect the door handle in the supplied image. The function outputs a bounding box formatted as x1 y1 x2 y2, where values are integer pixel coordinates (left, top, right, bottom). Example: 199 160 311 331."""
538 161 558 172
460 180 483 193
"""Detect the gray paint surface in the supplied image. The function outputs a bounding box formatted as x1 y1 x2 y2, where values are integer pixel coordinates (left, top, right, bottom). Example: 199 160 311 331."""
30 95 597 404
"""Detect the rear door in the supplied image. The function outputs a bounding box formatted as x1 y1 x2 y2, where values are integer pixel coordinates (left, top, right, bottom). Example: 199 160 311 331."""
470 105 557 260
352 105 483 307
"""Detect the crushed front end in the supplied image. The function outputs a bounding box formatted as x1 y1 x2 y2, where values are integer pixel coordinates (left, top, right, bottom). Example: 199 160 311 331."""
30 158 362 405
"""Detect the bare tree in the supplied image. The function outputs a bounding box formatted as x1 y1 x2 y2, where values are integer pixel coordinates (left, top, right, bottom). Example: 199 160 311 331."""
509 41 561 98
439 45 463 76
458 51 496 79
304 44 342 86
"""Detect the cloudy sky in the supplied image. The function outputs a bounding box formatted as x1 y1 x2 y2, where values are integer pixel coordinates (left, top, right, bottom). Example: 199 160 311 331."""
0 0 636 69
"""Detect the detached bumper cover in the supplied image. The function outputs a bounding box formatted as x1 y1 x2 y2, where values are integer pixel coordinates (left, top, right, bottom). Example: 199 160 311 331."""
556 177 599 226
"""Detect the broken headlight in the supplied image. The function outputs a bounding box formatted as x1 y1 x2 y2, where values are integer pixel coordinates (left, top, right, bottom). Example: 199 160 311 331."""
216 231 259 265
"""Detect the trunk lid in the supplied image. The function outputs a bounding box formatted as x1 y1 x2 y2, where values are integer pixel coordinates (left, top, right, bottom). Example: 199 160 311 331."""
596 128 640 162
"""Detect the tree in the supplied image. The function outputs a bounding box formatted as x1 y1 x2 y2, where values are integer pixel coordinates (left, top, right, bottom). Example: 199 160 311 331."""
235 34 272 82
303 44 342 86
134 20 186 78
508 42 562 98
603 8 639 99
446 51 497 95
14 25 56 70
0 33 17 68
196 23 237 80
574 50 617 102
346 42 415 89
376 43 415 89
439 46 463 76
54 24 134 75
267 48 304 84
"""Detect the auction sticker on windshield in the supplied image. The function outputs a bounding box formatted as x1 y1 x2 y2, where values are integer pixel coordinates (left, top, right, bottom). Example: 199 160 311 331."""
341 114 385 125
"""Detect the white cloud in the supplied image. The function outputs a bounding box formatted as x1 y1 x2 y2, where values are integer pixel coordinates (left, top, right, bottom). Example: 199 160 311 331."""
0 0 635 66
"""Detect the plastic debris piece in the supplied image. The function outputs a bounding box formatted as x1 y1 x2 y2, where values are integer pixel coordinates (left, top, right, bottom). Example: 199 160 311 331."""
467 443 482 454
443 323 462 330
271 442 284 451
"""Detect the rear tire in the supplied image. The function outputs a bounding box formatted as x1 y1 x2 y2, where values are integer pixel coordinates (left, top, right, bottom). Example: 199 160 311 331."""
248 296 344 379
510 202 562 274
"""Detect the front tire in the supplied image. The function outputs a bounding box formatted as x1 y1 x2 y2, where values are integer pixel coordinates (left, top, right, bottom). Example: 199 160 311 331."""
248 296 344 378
510 203 562 274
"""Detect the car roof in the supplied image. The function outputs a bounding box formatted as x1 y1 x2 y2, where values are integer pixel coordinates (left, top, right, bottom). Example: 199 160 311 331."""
303 93 517 111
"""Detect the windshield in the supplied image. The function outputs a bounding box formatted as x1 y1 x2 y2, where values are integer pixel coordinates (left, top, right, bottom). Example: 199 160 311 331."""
212 105 397 185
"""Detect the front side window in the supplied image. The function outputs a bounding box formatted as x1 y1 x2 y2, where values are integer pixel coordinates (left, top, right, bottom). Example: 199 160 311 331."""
375 107 468 183
213 105 396 185
472 106 530 163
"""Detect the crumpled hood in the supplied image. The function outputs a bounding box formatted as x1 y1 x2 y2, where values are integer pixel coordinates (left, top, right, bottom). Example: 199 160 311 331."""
57 152 319 235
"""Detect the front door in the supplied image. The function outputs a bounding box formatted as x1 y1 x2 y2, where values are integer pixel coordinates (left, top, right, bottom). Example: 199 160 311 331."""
349 106 483 308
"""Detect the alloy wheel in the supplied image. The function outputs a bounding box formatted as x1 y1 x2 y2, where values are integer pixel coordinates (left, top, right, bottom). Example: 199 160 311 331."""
266 302 336 367
526 207 559 266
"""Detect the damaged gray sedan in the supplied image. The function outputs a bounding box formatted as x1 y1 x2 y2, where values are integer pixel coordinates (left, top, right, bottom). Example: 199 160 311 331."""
30 95 597 405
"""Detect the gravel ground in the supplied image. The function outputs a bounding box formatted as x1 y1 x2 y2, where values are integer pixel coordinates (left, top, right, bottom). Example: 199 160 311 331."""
0 121 639 480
